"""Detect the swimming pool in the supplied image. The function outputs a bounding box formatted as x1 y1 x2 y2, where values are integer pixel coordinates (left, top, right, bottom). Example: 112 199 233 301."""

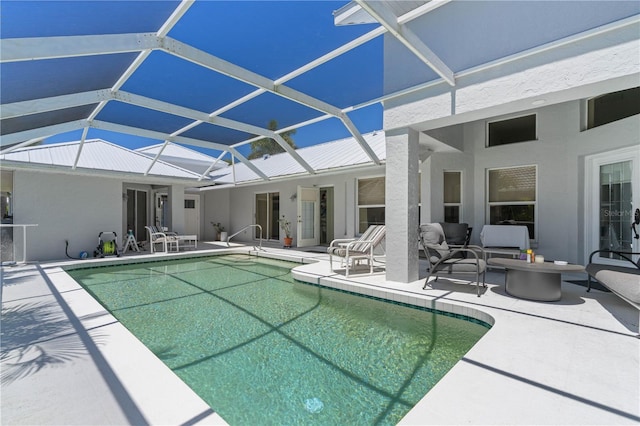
68 254 490 425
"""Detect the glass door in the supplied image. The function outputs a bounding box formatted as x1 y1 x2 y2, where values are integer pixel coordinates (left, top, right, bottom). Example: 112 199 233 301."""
126 189 148 242
296 186 319 247
587 146 640 264
255 192 279 241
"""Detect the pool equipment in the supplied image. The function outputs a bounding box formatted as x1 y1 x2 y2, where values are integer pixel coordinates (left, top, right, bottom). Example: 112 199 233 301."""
93 231 120 258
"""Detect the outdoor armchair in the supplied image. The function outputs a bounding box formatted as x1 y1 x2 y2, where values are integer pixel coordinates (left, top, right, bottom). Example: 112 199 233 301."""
327 225 386 277
419 223 486 297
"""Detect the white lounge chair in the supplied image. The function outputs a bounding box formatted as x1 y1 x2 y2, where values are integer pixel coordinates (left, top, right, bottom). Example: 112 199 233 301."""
327 225 386 277
586 249 640 312
145 226 179 253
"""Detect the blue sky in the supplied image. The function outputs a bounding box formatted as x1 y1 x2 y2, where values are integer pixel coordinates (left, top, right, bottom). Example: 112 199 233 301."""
2 1 384 158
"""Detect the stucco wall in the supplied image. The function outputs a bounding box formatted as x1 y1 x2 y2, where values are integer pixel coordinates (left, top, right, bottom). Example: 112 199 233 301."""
384 21 640 132
203 167 385 245
422 101 640 264
14 170 122 261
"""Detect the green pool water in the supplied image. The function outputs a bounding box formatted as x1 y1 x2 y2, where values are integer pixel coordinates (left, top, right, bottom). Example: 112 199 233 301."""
68 254 489 425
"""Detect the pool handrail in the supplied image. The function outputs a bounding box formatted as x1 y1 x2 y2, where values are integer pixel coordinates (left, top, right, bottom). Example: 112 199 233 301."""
227 224 263 251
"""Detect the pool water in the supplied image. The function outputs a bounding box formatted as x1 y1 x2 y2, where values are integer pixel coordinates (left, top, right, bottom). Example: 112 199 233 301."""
69 254 489 425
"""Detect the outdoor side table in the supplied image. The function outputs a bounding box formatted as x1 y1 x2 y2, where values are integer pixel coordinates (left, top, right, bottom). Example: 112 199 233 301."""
487 258 584 301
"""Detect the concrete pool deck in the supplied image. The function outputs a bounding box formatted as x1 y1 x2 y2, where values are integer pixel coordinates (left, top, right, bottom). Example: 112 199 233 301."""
1 244 638 425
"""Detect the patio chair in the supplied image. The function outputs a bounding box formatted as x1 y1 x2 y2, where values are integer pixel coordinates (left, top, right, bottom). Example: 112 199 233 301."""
327 225 386 277
145 226 179 253
439 222 472 258
419 223 486 297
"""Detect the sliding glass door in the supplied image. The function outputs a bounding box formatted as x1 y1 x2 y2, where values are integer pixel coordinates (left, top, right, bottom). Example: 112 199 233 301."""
255 192 280 240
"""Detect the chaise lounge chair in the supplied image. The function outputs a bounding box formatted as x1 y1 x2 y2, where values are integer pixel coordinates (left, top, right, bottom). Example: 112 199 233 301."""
327 225 386 277
586 249 640 314
145 226 179 253
419 223 486 297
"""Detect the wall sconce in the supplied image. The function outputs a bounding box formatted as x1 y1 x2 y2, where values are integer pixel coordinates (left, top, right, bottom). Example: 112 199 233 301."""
290 193 297 202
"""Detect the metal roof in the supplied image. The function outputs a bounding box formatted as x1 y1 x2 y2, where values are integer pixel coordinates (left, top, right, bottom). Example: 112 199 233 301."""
1 1 638 184
210 130 386 185
0 139 206 182
136 143 229 176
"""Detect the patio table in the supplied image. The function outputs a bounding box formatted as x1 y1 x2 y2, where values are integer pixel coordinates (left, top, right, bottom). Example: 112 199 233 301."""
488 258 584 301
178 235 197 250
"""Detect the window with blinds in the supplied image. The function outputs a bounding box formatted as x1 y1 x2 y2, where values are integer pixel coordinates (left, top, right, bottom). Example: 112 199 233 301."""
487 165 537 239
357 176 385 234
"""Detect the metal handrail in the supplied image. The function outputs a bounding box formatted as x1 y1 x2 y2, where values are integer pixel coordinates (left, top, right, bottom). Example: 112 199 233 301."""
226 224 263 250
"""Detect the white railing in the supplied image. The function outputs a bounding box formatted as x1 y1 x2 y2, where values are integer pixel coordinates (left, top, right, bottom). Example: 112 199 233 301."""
0 224 38 265
227 224 263 251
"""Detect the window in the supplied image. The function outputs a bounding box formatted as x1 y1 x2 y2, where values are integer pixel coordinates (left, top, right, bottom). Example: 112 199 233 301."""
487 165 537 239
357 177 385 234
487 114 536 147
255 192 280 240
587 87 640 130
184 199 196 209
443 171 462 223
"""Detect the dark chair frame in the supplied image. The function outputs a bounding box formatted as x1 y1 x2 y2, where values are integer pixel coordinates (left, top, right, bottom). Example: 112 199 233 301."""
419 223 486 297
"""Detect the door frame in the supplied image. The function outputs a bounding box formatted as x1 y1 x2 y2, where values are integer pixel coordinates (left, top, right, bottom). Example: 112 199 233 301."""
584 145 640 265
184 194 200 238
296 185 320 247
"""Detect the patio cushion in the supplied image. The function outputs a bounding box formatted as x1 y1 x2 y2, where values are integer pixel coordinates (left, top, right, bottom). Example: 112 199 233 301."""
327 248 368 257
439 258 487 273
420 223 450 260
586 263 640 307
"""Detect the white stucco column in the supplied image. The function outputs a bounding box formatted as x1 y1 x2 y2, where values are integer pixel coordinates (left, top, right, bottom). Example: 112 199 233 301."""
168 185 185 234
385 128 420 283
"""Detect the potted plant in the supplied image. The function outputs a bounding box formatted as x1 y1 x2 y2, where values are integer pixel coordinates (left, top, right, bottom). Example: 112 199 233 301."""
211 222 227 241
278 215 293 248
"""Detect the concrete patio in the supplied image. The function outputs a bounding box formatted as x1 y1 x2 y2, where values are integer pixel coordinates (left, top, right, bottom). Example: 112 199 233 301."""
1 244 638 425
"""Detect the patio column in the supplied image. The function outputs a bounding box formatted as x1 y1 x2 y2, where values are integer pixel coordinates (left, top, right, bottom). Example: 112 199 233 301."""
385 128 420 283
167 185 185 234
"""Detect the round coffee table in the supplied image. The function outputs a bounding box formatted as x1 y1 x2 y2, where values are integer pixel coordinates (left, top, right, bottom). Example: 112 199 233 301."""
487 258 584 301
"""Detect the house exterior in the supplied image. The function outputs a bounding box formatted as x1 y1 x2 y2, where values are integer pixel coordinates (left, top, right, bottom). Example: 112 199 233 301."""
0 133 388 262
359 1 640 283
0 140 213 261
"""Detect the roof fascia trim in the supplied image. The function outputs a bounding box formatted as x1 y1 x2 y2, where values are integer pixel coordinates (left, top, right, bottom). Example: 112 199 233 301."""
0 160 209 185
